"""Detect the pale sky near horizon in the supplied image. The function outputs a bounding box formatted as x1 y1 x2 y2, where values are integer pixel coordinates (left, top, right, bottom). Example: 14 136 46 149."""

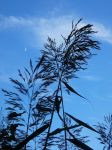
0 1 112 149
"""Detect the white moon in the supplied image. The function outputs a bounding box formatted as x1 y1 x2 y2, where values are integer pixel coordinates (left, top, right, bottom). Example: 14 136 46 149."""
24 47 27 52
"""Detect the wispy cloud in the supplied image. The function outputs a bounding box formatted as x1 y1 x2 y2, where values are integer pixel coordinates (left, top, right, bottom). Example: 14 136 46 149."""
93 23 112 44
34 16 73 44
0 15 34 29
81 75 101 81
0 15 112 45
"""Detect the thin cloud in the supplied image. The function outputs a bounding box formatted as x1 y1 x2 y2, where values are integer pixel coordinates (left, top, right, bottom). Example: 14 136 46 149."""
0 15 34 29
35 16 73 44
37 18 112 44
93 23 112 44
81 75 101 81
0 15 112 45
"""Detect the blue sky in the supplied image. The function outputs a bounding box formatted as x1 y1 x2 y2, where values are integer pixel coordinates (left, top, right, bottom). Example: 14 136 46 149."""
0 0 112 149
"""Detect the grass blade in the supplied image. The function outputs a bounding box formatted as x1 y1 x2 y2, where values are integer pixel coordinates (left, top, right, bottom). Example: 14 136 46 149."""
66 113 98 133
13 124 49 150
62 81 86 100
67 138 93 150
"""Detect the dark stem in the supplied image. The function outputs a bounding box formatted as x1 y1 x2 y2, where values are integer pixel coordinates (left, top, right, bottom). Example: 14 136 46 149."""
60 81 67 150
55 49 68 150
43 81 60 150
25 74 35 148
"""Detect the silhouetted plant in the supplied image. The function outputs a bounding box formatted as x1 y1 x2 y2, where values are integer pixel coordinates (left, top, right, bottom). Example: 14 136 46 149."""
1 57 48 149
38 19 99 150
0 111 12 150
1 19 100 150
96 114 112 150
